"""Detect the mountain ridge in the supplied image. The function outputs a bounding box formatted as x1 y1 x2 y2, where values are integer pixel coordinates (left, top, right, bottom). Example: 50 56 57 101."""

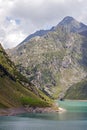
7 16 87 99
18 16 87 46
57 16 87 35
19 28 54 46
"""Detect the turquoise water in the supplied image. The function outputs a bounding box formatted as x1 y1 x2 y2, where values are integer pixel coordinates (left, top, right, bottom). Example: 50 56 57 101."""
0 100 87 130
58 100 87 112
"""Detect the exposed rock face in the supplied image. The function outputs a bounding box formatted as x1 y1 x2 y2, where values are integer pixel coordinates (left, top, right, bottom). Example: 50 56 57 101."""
7 16 87 99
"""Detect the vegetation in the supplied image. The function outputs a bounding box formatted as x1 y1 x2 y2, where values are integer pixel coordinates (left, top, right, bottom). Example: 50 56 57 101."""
0 44 52 108
7 16 87 99
64 79 87 99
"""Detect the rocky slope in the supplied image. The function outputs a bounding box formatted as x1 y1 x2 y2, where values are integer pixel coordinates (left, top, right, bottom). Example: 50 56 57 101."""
0 44 52 108
7 16 87 99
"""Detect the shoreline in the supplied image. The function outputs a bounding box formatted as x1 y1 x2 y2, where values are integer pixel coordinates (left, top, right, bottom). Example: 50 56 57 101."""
64 99 87 102
58 107 66 112
0 106 59 116
2 99 87 116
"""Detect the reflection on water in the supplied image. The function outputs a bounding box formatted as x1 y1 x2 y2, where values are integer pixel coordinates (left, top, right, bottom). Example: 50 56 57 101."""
0 100 87 130
17 111 87 121
0 116 87 130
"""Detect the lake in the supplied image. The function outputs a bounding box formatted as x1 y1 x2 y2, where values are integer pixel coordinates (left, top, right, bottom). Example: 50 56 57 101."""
0 100 87 130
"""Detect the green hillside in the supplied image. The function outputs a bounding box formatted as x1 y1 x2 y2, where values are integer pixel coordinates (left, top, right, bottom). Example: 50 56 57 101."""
0 44 52 108
64 79 87 100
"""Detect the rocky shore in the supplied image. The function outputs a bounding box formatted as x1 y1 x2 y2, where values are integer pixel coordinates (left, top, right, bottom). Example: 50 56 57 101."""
0 106 59 116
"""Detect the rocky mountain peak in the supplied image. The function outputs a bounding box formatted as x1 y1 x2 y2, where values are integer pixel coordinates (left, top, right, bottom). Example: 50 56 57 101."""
57 16 87 34
18 16 87 46
59 16 75 25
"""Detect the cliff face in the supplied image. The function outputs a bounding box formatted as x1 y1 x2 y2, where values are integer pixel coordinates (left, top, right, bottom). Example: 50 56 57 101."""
7 16 87 99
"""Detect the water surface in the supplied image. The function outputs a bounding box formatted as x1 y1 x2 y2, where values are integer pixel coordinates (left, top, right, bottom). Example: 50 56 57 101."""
0 100 87 130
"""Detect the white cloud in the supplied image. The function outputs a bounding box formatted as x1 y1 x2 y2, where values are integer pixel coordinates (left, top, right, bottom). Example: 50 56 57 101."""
0 0 87 48
77 0 83 2
0 17 26 48
4 32 25 48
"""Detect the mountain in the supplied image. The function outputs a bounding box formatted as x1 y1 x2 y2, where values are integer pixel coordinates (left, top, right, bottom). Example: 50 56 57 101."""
19 29 54 45
19 16 87 45
0 44 52 108
58 16 87 34
7 16 87 99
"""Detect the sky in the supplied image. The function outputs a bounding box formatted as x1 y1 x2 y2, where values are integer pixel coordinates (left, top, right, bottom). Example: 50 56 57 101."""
0 0 87 49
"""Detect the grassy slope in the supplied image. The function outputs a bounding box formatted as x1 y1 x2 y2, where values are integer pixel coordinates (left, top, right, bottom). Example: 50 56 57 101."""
0 76 52 108
64 79 87 100
0 44 52 108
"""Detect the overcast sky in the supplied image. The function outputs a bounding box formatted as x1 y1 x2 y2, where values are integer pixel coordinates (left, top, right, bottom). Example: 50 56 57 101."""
0 0 87 48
